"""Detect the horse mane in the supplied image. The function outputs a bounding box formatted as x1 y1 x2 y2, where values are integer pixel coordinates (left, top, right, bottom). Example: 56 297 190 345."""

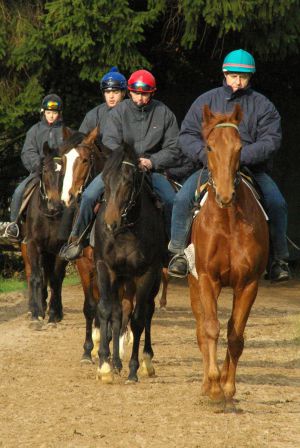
102 142 138 177
59 131 86 155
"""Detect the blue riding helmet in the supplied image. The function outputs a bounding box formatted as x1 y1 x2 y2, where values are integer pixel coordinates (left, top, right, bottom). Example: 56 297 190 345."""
41 94 63 112
222 49 256 73
100 66 127 91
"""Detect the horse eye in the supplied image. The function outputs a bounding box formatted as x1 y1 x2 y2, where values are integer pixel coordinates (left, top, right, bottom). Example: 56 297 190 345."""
207 145 212 152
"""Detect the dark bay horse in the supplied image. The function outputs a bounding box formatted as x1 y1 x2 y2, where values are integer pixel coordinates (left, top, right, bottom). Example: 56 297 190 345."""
60 129 168 363
189 104 269 408
93 143 166 383
22 142 67 327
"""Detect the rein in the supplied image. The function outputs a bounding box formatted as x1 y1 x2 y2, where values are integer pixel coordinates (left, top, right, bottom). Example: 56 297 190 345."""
106 160 146 236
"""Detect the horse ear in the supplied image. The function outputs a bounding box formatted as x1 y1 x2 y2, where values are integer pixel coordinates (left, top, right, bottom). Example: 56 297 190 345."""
99 143 113 159
231 104 243 124
62 126 74 141
202 104 215 125
43 141 51 156
85 126 99 144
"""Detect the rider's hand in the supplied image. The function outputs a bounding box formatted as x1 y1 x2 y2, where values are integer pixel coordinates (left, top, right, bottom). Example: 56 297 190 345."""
138 158 152 171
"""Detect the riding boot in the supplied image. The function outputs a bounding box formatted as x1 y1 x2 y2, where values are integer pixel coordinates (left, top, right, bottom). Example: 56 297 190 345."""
168 253 189 278
59 235 84 261
269 259 291 283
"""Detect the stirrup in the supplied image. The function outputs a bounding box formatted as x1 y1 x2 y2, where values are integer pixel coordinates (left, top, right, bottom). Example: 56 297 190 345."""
59 240 83 261
168 254 189 278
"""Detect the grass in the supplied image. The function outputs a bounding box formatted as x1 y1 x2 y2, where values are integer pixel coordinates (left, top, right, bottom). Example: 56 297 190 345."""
0 273 80 294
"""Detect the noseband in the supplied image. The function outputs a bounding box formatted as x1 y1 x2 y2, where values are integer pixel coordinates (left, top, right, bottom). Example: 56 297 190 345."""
207 122 241 207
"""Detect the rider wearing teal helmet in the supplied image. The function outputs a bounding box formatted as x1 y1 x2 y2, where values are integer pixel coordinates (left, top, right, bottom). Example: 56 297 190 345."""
168 49 290 283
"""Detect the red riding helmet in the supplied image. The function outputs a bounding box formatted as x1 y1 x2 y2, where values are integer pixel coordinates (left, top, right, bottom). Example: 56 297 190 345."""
127 70 156 93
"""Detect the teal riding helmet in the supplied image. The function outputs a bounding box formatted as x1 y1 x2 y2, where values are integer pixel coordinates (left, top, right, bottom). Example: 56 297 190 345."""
222 49 256 73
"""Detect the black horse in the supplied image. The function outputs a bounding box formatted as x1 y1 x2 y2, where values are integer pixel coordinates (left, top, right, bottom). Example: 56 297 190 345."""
22 142 67 328
93 143 167 383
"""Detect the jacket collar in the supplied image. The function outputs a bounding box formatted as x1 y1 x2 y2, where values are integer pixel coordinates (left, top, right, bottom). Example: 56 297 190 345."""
222 79 252 100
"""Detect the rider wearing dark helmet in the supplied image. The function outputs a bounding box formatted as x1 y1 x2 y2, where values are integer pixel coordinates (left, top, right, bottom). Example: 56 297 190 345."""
5 94 65 240
61 69 187 261
168 49 290 283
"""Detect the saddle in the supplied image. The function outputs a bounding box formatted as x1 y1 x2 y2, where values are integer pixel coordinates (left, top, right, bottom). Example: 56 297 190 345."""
18 177 40 219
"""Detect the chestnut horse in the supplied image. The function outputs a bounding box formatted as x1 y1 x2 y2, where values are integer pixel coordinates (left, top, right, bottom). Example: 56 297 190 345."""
189 104 269 408
94 143 167 383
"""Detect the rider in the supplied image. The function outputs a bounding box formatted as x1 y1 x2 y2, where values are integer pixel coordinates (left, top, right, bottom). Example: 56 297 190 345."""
61 69 185 261
58 67 127 260
5 94 65 241
168 49 290 283
79 66 127 135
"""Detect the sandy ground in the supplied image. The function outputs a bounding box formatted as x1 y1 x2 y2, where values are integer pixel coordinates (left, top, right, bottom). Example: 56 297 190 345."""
0 276 299 448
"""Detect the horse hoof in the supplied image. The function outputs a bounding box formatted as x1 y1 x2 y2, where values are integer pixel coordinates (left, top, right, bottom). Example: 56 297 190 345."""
80 356 93 365
125 377 138 384
47 322 57 329
96 363 114 384
139 355 155 377
29 319 44 331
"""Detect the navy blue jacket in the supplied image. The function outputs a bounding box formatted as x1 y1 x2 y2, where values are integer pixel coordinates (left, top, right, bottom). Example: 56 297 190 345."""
21 116 65 173
102 98 182 172
179 81 282 173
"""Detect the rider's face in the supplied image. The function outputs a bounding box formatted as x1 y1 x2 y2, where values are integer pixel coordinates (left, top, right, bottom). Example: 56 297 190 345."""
104 89 124 108
44 110 59 124
224 72 251 92
129 91 152 107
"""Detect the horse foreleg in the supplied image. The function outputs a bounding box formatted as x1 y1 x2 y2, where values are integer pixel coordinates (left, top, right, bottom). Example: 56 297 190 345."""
77 252 99 363
27 241 45 324
221 280 258 401
198 274 223 401
189 275 210 396
95 260 114 383
159 267 169 310
119 281 135 361
127 270 157 383
140 272 160 377
47 256 67 324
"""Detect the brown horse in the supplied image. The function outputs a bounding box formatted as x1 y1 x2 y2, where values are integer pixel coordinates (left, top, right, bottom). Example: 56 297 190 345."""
189 104 269 408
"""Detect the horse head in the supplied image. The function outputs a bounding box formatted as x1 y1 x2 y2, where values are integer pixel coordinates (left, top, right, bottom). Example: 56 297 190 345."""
102 142 141 234
60 127 103 206
202 104 243 208
40 142 64 216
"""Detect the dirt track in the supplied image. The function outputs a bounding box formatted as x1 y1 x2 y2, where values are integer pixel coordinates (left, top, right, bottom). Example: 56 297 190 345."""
0 277 299 448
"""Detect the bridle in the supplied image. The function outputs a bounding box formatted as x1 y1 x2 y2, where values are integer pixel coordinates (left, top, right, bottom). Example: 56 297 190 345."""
206 122 241 205
105 160 146 236
75 143 97 198
39 156 63 217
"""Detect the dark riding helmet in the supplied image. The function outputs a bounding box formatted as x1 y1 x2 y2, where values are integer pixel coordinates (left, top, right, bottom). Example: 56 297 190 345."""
127 70 156 93
41 94 63 112
100 66 127 91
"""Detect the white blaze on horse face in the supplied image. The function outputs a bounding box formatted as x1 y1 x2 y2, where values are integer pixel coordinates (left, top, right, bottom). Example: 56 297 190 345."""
61 148 79 205
55 163 62 172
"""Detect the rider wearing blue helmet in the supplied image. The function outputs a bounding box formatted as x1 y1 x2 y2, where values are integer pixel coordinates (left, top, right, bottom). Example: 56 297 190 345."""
79 66 127 135
168 49 290 283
